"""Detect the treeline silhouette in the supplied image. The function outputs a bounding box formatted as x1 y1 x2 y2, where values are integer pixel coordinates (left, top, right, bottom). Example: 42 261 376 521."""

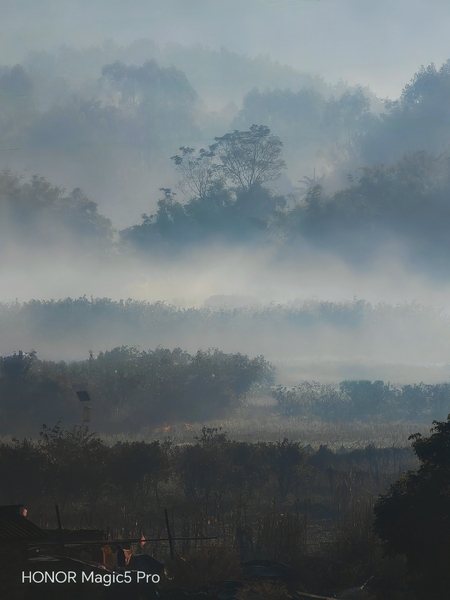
2 422 414 529
0 171 113 254
121 147 450 277
273 380 450 421
1 339 448 438
4 40 431 174
2 144 450 274
0 346 274 436
0 296 447 373
0 295 444 337
374 415 450 596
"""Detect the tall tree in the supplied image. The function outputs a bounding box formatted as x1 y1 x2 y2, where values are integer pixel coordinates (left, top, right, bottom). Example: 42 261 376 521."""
212 124 286 192
170 146 221 199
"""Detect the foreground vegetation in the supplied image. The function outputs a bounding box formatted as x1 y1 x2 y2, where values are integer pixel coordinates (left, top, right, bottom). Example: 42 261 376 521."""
0 422 416 598
2 394 448 599
3 416 448 598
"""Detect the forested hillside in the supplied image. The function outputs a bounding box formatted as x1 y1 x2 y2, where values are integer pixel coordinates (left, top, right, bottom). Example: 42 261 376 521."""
2 55 450 274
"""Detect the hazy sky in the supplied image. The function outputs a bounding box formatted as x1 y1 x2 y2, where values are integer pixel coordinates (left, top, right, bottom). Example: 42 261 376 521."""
2 0 450 99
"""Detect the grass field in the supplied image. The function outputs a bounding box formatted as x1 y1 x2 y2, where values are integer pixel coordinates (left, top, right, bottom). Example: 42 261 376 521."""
101 405 431 451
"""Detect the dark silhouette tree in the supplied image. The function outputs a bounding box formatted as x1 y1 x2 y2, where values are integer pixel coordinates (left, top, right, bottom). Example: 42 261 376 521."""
1 350 35 378
374 415 450 596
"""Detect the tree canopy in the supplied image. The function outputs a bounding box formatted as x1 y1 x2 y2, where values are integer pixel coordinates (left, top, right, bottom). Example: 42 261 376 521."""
0 344 275 436
212 124 286 192
374 416 450 595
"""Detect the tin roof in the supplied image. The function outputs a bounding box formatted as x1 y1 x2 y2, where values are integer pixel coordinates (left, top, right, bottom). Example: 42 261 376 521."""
0 506 49 542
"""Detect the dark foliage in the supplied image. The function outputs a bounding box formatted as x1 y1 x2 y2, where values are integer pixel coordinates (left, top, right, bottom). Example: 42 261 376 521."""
374 415 450 596
0 423 419 597
121 182 287 249
272 380 450 422
0 346 275 436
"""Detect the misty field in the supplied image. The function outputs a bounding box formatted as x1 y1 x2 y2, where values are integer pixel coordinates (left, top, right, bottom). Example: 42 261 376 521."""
104 412 429 452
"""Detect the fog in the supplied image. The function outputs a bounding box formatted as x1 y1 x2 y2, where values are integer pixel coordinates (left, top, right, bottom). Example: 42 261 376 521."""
4 0 450 99
2 1 450 388
2 239 450 384
4 240 449 309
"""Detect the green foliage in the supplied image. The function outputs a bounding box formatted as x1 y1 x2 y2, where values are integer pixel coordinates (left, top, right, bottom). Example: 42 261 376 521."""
101 59 197 109
0 353 76 436
0 345 274 435
324 87 375 138
260 438 308 501
0 437 44 506
4 51 450 275
123 125 287 250
374 416 450 595
339 380 393 419
100 59 199 145
161 42 328 106
233 85 377 166
288 150 450 272
176 428 231 500
26 56 199 153
30 96 119 148
121 119 450 271
122 180 286 249
109 439 171 509
272 382 347 421
0 64 33 100
1 350 35 378
2 296 450 431
0 64 35 144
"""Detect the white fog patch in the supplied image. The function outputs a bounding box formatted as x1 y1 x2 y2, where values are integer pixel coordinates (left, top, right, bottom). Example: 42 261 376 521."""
2 240 450 384
3 239 446 308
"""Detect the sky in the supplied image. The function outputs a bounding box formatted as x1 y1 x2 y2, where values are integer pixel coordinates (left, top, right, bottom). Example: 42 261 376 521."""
2 0 450 99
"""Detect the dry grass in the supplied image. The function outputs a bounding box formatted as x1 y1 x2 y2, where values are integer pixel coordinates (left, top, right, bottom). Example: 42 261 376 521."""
100 411 431 450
